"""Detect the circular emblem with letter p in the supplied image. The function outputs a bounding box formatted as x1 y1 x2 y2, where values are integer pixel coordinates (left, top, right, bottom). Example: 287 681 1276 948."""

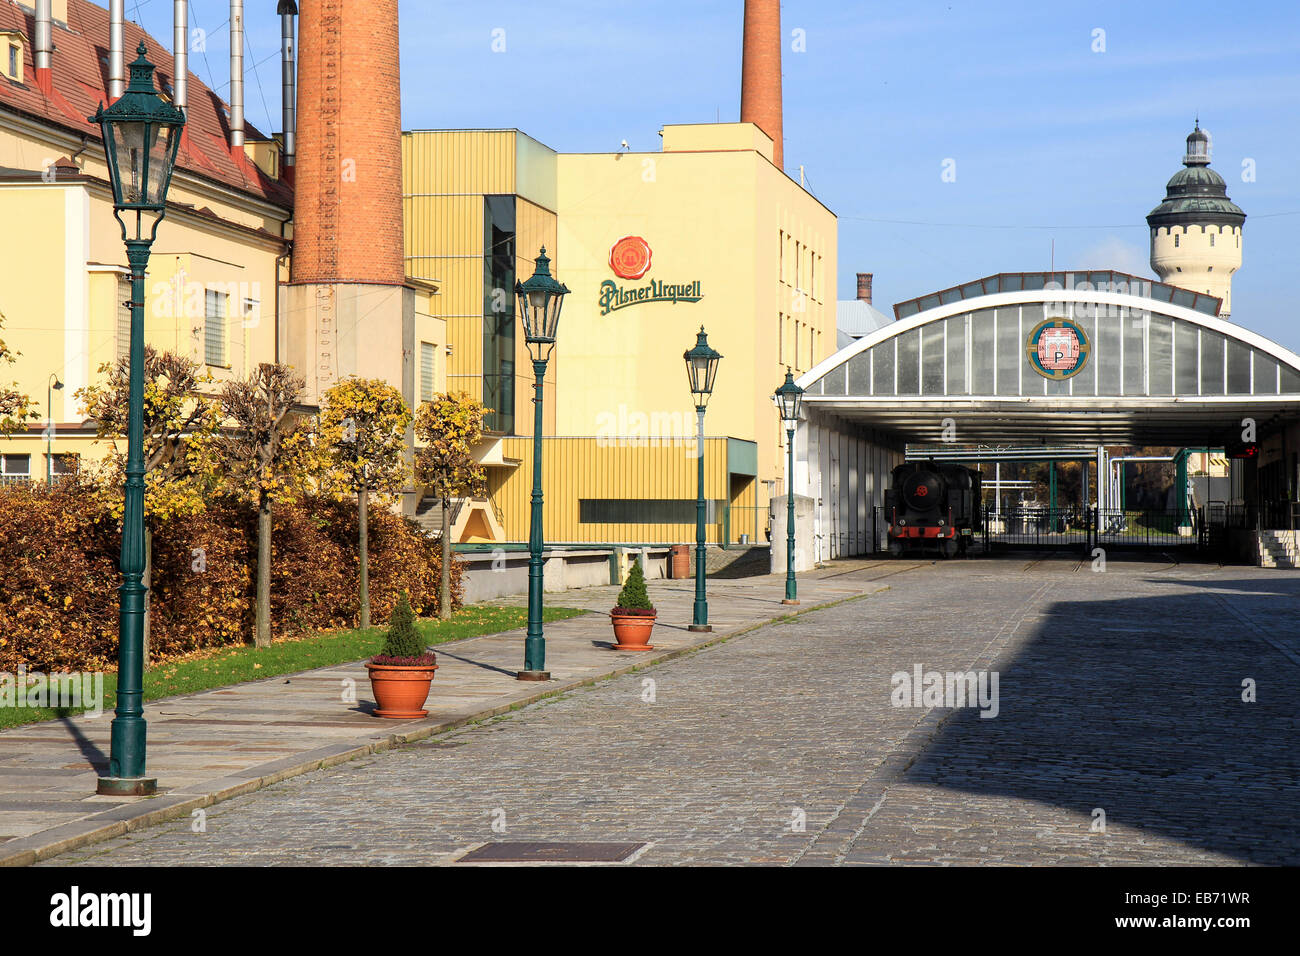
1026 317 1090 380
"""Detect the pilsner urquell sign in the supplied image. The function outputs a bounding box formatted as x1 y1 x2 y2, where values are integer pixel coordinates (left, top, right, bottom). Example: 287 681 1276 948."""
599 236 703 315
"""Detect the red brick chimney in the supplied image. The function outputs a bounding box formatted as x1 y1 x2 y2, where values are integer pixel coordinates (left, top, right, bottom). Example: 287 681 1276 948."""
291 0 404 286
740 0 783 170
856 272 873 304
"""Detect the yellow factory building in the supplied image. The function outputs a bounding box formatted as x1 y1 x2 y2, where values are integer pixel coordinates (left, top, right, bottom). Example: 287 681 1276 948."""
1 5 836 552
402 123 838 545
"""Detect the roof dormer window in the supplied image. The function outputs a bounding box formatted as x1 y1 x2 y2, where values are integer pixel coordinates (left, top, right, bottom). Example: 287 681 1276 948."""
1 32 24 83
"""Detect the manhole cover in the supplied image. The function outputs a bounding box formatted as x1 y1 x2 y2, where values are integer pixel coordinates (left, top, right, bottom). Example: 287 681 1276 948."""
458 842 647 863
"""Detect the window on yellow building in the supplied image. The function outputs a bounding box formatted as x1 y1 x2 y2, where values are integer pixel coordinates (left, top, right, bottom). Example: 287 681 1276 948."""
420 341 435 403
51 453 78 477
7 44 18 80
204 289 227 367
1 453 30 483
778 230 784 285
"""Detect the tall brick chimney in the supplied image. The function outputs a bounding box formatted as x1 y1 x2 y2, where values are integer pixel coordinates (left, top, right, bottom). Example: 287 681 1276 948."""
284 0 412 418
856 272 873 304
740 0 783 170
291 0 404 286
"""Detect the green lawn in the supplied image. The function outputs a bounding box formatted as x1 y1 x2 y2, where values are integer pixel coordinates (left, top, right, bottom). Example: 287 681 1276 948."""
0 604 587 730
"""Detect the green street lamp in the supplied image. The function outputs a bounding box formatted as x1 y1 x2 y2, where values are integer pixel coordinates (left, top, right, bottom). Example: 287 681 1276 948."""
46 374 63 485
774 368 804 605
684 327 722 633
514 247 569 681
90 42 185 796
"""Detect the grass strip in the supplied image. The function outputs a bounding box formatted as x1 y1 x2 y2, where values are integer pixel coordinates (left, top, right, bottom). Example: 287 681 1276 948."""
0 605 587 730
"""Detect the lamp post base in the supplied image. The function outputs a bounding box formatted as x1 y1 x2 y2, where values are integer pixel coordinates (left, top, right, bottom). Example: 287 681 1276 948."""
96 776 157 797
517 670 551 682
781 599 800 606
687 624 713 633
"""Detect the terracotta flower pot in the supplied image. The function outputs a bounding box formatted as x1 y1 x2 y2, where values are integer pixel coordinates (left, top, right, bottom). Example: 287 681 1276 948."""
366 660 438 718
610 611 656 651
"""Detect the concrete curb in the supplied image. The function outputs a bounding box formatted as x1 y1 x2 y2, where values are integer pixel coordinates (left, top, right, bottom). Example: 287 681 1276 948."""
2 584 889 867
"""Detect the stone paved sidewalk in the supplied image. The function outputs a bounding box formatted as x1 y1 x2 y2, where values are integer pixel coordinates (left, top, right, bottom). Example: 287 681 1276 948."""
0 560 916 866
43 553 1300 867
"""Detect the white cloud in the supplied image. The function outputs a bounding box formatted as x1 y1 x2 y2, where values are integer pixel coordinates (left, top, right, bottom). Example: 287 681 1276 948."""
1077 236 1151 276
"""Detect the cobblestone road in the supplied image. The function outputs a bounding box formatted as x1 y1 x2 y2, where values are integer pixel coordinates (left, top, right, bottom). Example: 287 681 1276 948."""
51 555 1300 866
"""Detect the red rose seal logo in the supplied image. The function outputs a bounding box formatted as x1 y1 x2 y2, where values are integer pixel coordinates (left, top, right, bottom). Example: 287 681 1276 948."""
609 236 652 280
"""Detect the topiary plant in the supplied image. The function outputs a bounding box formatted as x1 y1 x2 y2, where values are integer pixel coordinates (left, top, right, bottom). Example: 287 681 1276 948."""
613 560 656 616
373 591 435 664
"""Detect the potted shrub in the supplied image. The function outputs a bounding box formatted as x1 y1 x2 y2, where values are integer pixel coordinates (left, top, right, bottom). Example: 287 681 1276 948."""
365 592 438 718
610 560 657 651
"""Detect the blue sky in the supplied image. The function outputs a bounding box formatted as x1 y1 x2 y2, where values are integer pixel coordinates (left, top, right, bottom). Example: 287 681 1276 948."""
135 1 1300 348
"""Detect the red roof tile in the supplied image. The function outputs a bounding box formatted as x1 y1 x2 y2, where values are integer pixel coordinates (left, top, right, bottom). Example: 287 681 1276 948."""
0 0 292 210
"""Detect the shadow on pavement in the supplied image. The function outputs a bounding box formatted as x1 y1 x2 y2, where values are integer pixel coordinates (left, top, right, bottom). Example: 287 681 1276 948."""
901 579 1300 864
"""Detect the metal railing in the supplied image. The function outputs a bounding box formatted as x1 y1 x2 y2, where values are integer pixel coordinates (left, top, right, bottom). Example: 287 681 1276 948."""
721 504 770 546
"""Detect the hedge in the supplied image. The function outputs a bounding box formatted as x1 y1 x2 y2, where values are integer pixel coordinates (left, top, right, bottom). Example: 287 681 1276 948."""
0 480 462 671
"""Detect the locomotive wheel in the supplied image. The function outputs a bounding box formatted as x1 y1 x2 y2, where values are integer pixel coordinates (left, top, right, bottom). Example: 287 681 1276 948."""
888 540 903 556
942 538 958 559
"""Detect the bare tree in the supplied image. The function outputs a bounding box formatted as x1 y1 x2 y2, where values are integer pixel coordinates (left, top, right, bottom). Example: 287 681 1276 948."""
215 363 311 647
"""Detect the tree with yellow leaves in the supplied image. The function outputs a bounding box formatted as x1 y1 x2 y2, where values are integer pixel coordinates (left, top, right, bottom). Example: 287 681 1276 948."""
77 347 221 663
215 363 314 648
414 392 487 620
0 309 37 436
318 377 412 630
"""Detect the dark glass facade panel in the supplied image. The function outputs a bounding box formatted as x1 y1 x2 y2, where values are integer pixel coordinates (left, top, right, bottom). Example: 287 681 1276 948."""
1123 311 1145 395
1253 352 1278 395
1226 340 1252 393
1200 331 1225 394
896 328 920 394
1173 320 1198 395
823 362 847 396
847 351 871 394
483 196 516 433
970 309 995 393
1095 314 1122 395
1148 316 1173 396
944 315 966 394
872 339 895 395
1281 363 1300 393
995 308 1020 396
921 322 945 394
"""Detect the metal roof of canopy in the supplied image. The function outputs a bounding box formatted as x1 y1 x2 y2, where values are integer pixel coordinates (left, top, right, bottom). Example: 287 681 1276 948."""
797 280 1300 447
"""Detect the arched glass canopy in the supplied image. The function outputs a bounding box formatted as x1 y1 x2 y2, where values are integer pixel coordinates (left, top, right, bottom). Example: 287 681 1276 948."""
799 272 1300 445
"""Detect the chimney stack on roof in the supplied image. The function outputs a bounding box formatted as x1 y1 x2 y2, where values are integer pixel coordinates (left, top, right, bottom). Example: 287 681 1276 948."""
33 0 51 93
173 1 188 110
856 272 873 305
229 0 244 147
740 0 783 170
108 0 124 99
278 0 298 182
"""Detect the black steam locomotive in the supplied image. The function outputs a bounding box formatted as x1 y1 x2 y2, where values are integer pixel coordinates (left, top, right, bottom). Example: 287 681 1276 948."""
884 461 982 557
